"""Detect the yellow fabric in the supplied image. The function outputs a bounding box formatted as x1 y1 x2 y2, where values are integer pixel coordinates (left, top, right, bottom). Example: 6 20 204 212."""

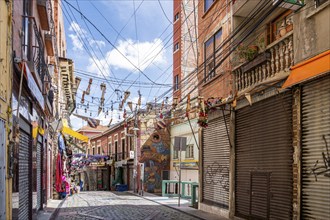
62 126 88 142
32 127 45 139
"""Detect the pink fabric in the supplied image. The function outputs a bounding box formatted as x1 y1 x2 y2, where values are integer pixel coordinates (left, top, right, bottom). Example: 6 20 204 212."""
55 153 63 192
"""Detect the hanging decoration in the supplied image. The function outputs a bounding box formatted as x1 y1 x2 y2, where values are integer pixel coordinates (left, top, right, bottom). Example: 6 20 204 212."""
98 83 106 115
127 101 133 112
73 113 100 128
85 78 93 95
197 97 208 128
81 91 86 104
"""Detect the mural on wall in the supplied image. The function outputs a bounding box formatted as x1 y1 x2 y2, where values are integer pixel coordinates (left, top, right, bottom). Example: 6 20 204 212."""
140 131 170 193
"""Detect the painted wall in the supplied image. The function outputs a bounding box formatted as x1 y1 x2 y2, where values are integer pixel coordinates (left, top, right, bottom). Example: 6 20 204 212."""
139 130 170 193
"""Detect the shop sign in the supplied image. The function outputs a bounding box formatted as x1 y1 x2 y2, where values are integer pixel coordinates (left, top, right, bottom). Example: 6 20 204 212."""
25 64 44 110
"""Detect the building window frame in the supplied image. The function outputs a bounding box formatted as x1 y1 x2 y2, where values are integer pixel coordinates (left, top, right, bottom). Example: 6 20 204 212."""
204 0 215 12
315 0 327 7
174 75 179 91
185 144 194 159
204 28 222 82
174 42 179 52
174 12 180 22
173 149 179 160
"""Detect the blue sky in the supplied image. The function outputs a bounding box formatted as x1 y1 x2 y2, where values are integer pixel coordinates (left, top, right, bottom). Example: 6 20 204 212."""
61 0 173 129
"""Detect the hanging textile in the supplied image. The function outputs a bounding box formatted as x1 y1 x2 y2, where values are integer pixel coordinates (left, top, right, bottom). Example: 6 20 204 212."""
55 153 63 192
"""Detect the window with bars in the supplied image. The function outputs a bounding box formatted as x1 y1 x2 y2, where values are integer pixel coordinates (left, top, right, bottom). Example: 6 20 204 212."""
185 144 194 158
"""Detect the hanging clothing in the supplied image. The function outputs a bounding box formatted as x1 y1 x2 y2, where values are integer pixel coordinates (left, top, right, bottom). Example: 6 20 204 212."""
58 133 66 154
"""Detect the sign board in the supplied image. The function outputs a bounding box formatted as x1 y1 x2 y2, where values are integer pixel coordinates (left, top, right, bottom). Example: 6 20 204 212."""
25 64 44 110
129 151 134 159
174 136 187 151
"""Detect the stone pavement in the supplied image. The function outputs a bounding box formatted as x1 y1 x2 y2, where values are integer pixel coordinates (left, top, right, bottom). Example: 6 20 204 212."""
129 191 227 220
53 191 227 220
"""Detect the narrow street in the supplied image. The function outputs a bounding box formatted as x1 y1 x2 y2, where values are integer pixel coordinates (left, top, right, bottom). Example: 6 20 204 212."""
55 191 200 220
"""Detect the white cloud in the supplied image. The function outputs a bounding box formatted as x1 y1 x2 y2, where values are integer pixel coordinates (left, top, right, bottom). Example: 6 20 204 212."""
69 33 84 51
89 39 106 48
87 38 167 76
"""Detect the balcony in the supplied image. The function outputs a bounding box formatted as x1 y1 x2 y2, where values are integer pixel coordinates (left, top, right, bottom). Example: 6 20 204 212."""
37 0 50 30
233 0 305 17
233 32 293 95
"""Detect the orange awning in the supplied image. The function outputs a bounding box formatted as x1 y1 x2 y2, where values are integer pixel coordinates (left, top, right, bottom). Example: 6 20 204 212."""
282 50 330 88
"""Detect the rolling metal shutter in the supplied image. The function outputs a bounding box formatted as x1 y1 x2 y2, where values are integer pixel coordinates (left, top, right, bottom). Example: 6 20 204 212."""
0 120 6 219
301 75 330 219
36 140 42 211
202 114 230 208
235 92 293 219
18 129 32 220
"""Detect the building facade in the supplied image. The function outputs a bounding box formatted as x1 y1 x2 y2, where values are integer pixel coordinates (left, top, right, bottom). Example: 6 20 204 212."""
0 0 13 219
170 0 199 186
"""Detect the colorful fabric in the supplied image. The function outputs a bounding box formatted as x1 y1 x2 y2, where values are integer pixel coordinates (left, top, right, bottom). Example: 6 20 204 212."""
55 153 63 192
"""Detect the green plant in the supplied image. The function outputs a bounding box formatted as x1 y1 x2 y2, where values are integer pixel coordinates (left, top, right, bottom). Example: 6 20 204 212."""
237 43 259 61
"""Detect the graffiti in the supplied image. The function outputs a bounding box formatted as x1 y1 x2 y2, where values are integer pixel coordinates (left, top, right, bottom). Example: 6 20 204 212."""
205 162 229 191
140 136 170 193
310 135 330 181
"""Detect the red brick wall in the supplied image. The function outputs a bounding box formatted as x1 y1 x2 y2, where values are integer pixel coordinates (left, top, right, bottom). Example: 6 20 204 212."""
197 0 232 99
173 0 182 100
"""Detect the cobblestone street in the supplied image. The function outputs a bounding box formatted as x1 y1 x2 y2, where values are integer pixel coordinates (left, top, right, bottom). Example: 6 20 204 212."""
55 191 200 220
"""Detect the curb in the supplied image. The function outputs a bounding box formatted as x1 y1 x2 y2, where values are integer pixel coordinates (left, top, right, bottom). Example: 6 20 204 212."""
49 197 67 220
127 192 205 220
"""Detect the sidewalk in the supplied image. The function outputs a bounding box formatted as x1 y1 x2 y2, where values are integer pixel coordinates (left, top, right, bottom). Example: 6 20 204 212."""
128 191 228 220
35 198 65 220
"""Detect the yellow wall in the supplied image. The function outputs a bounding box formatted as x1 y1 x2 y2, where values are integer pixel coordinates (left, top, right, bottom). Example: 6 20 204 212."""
0 0 13 219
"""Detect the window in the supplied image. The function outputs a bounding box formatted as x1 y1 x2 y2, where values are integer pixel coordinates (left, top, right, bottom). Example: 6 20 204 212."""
204 28 222 82
185 144 194 158
174 12 180 22
270 10 292 43
92 147 95 155
204 0 215 12
108 142 112 155
97 147 101 155
174 42 179 52
87 149 90 155
173 149 179 159
115 141 118 160
23 0 30 59
174 75 179 91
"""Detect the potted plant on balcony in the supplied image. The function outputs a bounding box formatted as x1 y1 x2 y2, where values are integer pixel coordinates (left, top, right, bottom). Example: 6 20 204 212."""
237 43 259 62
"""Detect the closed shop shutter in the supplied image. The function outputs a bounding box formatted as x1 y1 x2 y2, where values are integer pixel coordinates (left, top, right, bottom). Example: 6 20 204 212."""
36 140 42 210
0 120 6 219
202 114 230 208
235 92 293 219
19 129 32 220
301 75 330 219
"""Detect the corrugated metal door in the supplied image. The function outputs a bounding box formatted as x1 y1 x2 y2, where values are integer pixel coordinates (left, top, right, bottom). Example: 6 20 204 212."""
36 139 42 211
235 92 293 219
19 129 32 220
301 75 330 219
0 119 6 219
202 114 230 208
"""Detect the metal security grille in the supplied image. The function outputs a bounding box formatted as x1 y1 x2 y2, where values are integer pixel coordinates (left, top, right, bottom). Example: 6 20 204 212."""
0 120 6 219
36 141 42 211
235 93 293 219
301 75 330 219
18 130 32 220
202 114 230 208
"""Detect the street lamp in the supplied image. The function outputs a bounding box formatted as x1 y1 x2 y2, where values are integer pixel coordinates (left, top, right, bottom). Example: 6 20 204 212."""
133 127 139 193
